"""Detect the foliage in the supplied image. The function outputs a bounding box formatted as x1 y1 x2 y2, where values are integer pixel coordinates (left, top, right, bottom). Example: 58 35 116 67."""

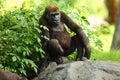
0 0 105 77
101 26 111 34
0 7 44 76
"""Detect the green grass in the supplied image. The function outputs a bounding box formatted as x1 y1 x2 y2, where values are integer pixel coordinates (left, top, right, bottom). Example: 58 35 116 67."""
99 25 115 51
91 26 120 62
91 50 120 62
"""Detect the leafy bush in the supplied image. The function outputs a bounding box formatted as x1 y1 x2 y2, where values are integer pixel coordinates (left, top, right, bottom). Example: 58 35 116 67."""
0 0 103 77
101 26 111 34
0 7 44 76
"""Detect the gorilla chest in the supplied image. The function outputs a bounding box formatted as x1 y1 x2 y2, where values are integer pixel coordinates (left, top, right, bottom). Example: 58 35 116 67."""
50 31 71 49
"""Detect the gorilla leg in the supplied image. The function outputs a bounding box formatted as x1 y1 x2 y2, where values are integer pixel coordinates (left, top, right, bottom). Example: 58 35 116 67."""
64 35 84 60
47 39 64 56
70 35 90 60
39 39 64 72
47 39 66 64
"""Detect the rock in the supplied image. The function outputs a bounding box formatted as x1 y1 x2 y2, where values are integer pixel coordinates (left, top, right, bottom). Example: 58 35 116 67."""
0 69 28 80
34 61 120 80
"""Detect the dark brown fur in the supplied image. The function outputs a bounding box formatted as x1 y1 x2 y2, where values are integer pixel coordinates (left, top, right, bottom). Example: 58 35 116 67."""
39 5 91 72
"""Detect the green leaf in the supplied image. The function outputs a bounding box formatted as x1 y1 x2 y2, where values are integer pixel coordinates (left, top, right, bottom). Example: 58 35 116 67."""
81 16 86 19
12 56 17 62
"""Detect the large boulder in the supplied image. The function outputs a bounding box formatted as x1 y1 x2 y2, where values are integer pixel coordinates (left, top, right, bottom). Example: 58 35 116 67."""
34 61 120 80
0 69 27 80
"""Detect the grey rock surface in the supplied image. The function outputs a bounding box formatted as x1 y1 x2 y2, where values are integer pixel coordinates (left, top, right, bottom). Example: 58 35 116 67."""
34 61 120 80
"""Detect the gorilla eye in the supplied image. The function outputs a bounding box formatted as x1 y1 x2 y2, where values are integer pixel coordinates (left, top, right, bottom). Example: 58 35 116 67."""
54 13 59 15
50 12 59 16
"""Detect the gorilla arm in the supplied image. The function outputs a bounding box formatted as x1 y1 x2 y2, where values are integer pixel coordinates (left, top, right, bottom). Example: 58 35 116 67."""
61 11 91 59
39 15 50 52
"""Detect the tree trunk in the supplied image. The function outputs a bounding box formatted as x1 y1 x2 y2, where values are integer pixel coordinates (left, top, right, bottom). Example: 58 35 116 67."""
111 1 120 50
105 0 117 24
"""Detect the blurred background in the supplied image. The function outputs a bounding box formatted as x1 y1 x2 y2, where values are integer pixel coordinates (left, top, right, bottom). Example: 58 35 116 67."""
0 0 120 79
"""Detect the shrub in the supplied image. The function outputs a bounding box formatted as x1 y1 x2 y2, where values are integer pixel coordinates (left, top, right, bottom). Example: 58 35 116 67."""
0 7 44 76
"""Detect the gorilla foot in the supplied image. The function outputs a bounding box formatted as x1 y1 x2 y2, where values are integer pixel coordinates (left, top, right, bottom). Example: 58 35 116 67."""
77 57 88 61
55 56 69 64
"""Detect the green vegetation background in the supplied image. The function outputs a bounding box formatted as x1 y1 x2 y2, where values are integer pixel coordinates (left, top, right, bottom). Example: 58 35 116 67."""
0 0 120 77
